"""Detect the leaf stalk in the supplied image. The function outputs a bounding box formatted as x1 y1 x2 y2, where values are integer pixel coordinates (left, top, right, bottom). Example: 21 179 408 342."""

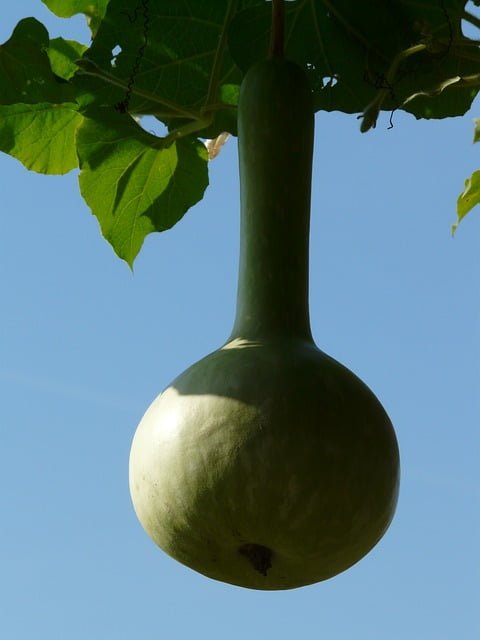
360 43 427 132
269 0 285 58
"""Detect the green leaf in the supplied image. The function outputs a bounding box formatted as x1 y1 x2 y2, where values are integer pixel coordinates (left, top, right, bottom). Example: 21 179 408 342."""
42 0 108 34
0 103 81 174
0 21 82 174
0 18 74 104
228 0 479 123
74 0 242 130
77 109 209 265
48 38 88 80
73 0 480 134
454 170 480 233
4 1 479 265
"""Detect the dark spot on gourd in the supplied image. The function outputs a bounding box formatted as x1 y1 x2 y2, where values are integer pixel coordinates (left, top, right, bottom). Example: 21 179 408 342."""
239 543 273 576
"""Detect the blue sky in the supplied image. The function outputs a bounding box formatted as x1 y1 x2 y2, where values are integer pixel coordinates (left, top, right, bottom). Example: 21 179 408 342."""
1 3 479 639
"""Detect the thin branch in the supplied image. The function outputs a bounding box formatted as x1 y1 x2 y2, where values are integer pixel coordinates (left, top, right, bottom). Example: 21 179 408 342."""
269 0 285 58
154 113 214 148
403 72 480 103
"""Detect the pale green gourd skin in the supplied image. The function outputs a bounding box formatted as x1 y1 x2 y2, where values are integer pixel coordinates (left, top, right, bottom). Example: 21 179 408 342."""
129 59 400 590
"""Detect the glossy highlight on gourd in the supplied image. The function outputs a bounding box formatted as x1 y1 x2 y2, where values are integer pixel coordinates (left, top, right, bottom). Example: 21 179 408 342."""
129 58 400 590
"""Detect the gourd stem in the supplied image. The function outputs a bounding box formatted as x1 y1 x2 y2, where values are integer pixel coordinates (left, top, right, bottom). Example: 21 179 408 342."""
230 60 314 343
269 0 285 58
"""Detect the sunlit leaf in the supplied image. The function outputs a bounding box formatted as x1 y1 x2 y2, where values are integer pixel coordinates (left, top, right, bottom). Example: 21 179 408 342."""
48 38 88 80
454 169 480 233
0 103 81 174
77 109 209 265
74 0 241 122
2 0 480 262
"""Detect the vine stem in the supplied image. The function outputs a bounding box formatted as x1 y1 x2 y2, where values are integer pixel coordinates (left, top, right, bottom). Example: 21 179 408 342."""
360 43 427 132
269 0 285 58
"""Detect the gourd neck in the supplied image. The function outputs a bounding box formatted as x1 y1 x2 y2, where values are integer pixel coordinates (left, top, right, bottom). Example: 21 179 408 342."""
230 59 314 343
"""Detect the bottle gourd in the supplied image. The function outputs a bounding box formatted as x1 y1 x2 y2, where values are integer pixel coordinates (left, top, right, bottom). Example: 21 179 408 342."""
129 58 400 590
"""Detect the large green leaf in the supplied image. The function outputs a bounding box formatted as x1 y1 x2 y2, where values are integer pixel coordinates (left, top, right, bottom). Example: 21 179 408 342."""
229 0 409 114
2 1 479 264
74 0 241 134
77 109 209 265
0 103 81 174
0 22 84 175
228 0 479 126
74 0 480 135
